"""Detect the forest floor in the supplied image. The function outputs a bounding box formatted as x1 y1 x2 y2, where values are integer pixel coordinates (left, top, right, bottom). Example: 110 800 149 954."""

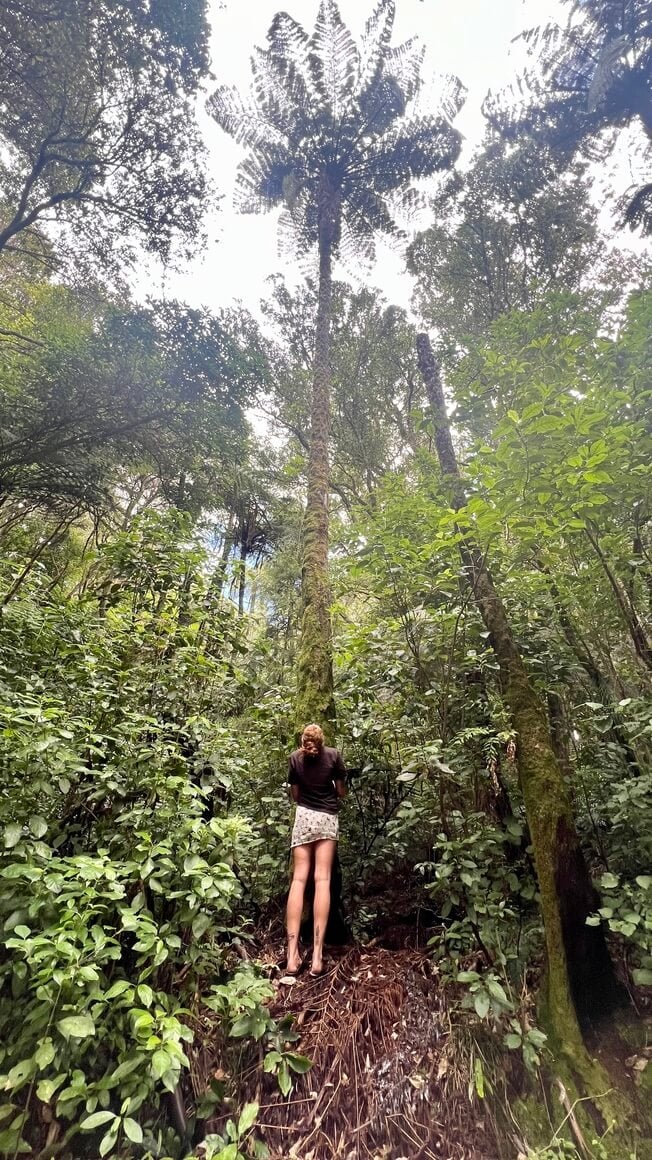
190 933 501 1160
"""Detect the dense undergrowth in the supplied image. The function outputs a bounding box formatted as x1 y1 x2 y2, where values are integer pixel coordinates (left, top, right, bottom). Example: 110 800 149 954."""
0 500 650 1158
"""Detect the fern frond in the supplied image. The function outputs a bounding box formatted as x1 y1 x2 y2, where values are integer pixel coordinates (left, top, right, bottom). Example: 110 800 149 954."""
234 151 295 213
309 0 359 118
360 118 462 192
623 182 652 233
208 85 285 150
586 33 628 109
344 182 400 241
250 48 305 144
267 12 319 108
410 73 466 125
384 39 425 104
337 215 376 272
359 0 395 93
358 73 406 135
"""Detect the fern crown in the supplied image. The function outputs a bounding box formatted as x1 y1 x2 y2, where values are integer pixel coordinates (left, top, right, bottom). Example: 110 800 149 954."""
208 0 464 263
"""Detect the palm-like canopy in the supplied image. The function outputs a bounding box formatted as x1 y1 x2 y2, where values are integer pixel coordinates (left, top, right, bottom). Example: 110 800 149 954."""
208 0 464 264
485 0 652 232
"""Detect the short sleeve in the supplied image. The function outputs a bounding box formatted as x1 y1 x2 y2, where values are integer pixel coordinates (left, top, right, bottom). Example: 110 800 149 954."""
334 750 346 780
288 754 298 785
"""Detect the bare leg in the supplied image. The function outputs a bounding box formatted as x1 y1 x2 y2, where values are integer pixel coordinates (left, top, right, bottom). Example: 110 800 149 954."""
286 845 312 972
311 839 336 974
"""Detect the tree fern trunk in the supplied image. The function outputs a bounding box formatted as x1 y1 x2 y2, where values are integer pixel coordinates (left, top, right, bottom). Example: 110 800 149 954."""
295 183 339 735
416 332 619 1054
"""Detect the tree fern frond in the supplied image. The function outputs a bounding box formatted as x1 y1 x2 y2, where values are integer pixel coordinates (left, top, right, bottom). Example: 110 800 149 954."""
358 73 406 134
623 181 652 233
384 39 425 104
234 152 294 213
337 214 376 272
410 73 467 125
250 48 306 144
309 0 359 118
277 208 318 272
344 182 400 241
267 12 320 108
515 21 565 56
208 85 285 150
359 0 395 93
360 118 462 192
586 33 628 109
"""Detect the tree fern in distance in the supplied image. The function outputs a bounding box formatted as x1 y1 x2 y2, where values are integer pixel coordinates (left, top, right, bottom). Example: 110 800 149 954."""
208 0 464 731
484 0 652 233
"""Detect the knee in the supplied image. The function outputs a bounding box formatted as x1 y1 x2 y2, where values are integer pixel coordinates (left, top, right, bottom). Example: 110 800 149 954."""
314 868 331 887
292 869 310 888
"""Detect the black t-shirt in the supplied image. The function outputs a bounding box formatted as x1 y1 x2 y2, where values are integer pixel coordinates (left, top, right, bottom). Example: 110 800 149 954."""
288 746 346 815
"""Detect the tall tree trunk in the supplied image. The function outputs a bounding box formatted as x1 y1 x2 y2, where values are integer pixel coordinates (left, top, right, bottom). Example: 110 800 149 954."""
416 333 619 1057
237 536 247 618
294 184 348 946
295 180 339 735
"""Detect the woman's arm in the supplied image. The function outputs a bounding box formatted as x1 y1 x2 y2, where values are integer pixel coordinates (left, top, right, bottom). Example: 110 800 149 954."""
334 778 347 799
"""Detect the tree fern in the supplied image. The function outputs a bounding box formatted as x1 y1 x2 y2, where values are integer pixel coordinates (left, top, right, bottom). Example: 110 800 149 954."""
208 0 464 728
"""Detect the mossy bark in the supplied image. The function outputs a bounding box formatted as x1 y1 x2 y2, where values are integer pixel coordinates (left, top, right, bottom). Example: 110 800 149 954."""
416 333 619 1050
295 179 340 737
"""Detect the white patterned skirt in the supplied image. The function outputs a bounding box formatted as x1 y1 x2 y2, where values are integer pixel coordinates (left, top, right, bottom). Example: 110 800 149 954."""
291 805 339 848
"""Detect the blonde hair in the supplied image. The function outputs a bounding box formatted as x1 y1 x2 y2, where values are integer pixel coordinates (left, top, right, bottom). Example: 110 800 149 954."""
301 723 325 748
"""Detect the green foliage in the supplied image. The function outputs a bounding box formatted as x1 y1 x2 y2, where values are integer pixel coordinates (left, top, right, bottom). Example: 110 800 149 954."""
586 872 652 984
0 0 211 263
0 511 284 1155
0 281 257 519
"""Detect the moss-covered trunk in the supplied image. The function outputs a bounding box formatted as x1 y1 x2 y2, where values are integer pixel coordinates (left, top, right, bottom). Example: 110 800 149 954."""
295 179 339 734
416 332 619 1055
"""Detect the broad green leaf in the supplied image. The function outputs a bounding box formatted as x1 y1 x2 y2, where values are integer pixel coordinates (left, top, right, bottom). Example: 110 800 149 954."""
237 1101 259 1135
474 992 490 1019
80 1111 117 1130
35 1039 55 1069
99 1124 119 1157
192 912 212 939
285 1053 312 1074
600 873 619 889
136 984 154 1008
216 1146 238 1160
56 1015 95 1039
151 1049 170 1080
36 1074 66 1103
4 824 22 849
277 1060 291 1096
123 1117 143 1143
104 980 132 1000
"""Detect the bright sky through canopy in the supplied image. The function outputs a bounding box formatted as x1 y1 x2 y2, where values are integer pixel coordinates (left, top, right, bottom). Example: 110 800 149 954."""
158 0 567 312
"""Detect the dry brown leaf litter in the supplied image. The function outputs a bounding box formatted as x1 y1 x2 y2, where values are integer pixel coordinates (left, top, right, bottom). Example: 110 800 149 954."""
189 945 499 1160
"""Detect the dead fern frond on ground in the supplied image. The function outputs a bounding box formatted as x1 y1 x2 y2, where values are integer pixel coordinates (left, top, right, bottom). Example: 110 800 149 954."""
192 945 498 1160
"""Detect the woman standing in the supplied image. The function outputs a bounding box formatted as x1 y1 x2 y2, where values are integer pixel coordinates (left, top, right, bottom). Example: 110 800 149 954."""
286 724 347 977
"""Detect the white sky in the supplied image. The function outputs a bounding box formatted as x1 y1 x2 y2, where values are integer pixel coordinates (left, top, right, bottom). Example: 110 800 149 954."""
146 0 571 313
